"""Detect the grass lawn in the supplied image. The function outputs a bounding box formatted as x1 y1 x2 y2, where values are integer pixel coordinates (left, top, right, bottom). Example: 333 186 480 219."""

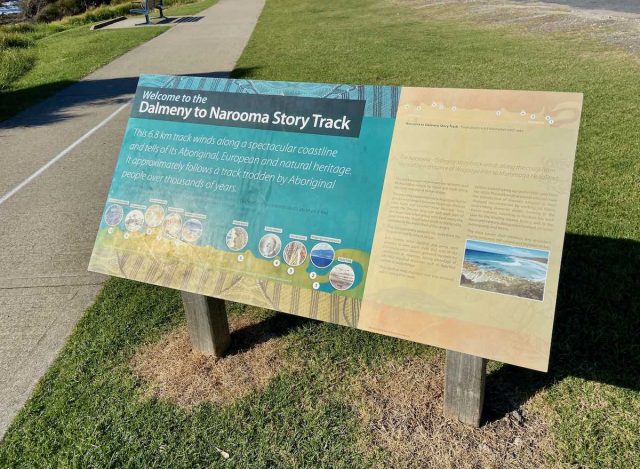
164 0 216 17
0 0 216 122
0 25 166 121
1 0 639 467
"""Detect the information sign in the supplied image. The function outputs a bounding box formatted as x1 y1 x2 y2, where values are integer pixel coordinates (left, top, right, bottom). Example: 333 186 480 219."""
89 74 582 371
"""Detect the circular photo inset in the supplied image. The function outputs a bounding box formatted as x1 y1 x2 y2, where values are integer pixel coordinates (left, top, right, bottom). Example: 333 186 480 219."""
329 264 355 291
144 204 165 228
226 227 248 251
259 233 281 259
163 212 183 239
181 218 203 243
310 242 335 268
124 209 144 232
104 204 124 226
283 241 307 267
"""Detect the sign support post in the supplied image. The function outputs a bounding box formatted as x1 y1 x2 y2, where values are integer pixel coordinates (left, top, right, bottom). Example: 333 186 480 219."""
444 350 487 427
181 292 230 357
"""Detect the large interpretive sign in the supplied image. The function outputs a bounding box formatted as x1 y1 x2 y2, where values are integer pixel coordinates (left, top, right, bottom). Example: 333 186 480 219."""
89 75 582 371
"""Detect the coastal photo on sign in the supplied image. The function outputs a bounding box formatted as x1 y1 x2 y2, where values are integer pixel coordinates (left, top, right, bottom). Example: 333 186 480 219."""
460 240 549 301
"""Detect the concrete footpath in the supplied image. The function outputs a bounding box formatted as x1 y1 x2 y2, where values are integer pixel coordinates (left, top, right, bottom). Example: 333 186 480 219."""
0 0 264 438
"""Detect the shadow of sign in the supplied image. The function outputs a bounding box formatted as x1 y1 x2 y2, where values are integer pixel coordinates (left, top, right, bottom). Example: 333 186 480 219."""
0 69 260 128
484 233 640 422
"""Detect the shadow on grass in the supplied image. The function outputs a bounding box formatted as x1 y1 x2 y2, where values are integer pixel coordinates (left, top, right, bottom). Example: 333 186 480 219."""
484 233 640 422
0 67 260 126
227 312 307 356
192 232 639 424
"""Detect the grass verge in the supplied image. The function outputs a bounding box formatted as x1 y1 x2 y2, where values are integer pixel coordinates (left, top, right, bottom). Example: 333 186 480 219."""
1 0 639 466
0 0 216 121
0 279 418 467
0 24 166 120
165 0 216 17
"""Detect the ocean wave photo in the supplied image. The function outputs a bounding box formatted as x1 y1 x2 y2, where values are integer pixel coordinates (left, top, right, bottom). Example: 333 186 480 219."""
460 240 549 301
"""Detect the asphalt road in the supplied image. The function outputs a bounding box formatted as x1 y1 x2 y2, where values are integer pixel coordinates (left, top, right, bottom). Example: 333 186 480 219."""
0 0 264 438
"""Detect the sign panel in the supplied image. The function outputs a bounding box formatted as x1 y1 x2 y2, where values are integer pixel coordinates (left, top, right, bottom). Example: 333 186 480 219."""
89 74 582 371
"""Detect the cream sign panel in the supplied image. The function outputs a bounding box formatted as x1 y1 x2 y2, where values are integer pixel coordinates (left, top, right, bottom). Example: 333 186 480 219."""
360 87 582 371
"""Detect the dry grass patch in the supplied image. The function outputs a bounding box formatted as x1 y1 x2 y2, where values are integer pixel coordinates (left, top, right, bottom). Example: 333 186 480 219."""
351 355 557 468
131 310 294 408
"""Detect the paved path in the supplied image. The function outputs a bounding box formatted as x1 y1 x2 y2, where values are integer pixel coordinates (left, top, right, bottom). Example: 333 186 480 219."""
0 0 264 438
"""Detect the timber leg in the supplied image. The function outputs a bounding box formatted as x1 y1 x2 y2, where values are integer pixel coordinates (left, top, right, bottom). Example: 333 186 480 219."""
181 292 230 357
443 350 487 427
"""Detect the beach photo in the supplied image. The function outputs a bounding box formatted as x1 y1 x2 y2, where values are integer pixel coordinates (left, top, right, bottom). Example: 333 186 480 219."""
460 240 549 301
181 218 203 243
310 242 335 268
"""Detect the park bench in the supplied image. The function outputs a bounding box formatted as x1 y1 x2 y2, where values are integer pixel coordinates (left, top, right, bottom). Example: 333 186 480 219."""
130 0 165 24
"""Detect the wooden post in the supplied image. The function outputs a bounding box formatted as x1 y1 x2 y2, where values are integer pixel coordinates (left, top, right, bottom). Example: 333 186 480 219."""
443 350 487 427
181 292 230 357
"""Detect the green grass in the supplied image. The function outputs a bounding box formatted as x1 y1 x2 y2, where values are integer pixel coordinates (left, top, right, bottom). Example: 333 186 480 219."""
0 0 216 121
1 0 639 466
0 23 166 120
166 0 216 17
60 0 216 26
0 278 420 467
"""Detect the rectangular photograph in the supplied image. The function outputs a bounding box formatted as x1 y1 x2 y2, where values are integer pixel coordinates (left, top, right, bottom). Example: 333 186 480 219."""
460 240 549 301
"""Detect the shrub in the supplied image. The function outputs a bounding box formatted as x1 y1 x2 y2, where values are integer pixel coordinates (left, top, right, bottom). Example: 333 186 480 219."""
64 2 130 24
0 31 34 48
1 22 36 34
0 47 36 89
34 2 62 21
35 0 85 22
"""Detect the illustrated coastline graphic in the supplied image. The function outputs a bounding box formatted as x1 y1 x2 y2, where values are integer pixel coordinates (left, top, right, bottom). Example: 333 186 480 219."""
97 201 367 296
460 240 549 301
90 225 368 299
